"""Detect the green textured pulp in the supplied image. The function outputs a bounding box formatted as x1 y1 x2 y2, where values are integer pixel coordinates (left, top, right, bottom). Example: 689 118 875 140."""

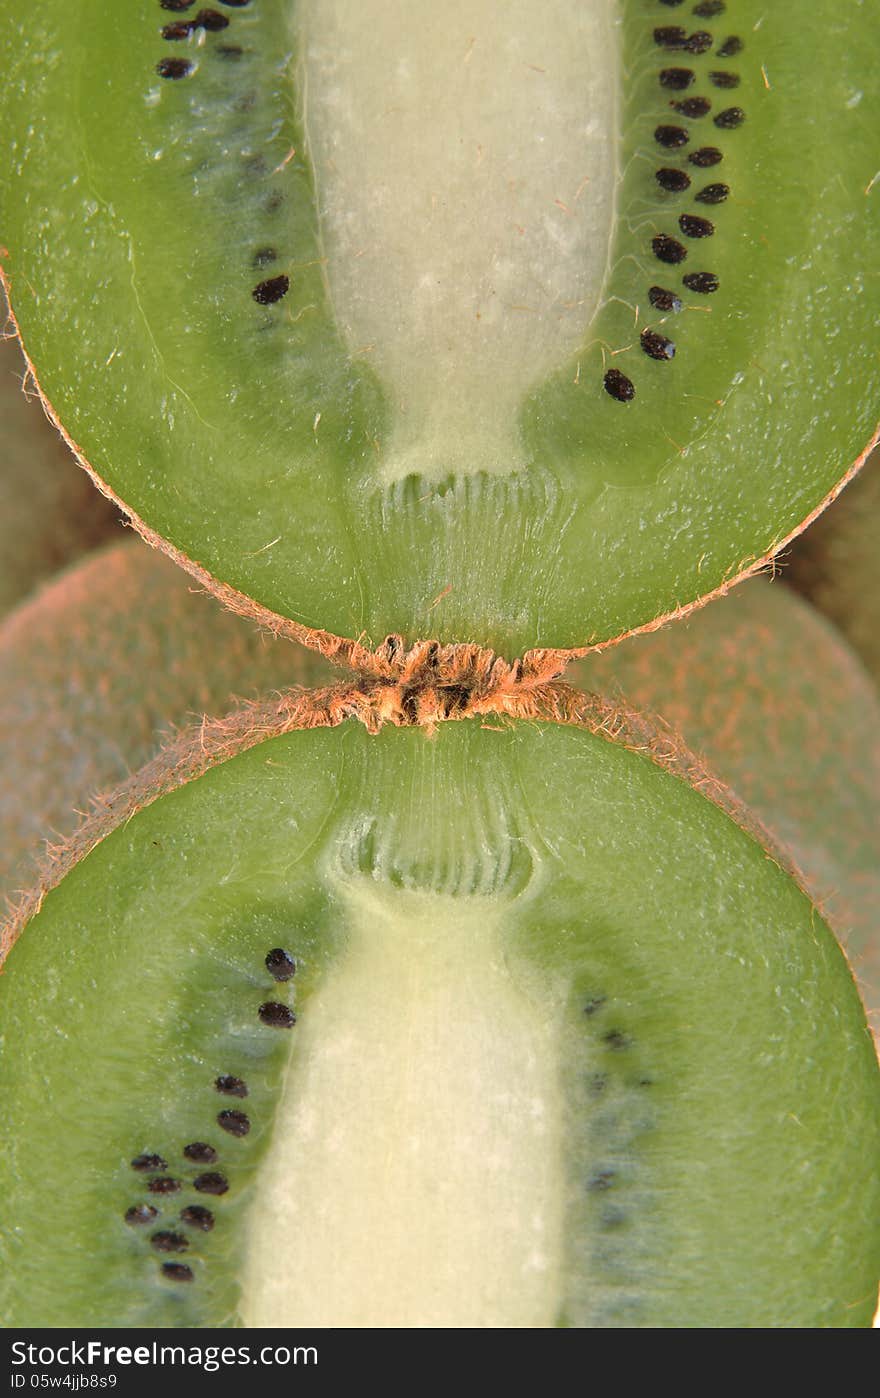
1 723 877 1326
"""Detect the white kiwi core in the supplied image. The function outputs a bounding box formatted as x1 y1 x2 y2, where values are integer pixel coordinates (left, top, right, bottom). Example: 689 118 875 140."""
299 0 619 481
241 883 566 1327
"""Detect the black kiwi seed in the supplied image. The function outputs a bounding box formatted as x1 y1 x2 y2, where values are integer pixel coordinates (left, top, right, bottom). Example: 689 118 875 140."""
252 274 290 306
658 0 685 6
693 0 725 15
674 97 712 119
181 1205 215 1232
710 70 740 88
717 36 744 58
683 271 720 293
258 1001 296 1028
124 1204 158 1227
156 57 193 80
160 0 195 10
252 247 277 269
265 948 296 981
131 1153 167 1172
194 8 229 29
194 1172 229 1196
183 1142 218 1164
640 329 676 361
218 1109 251 1137
714 106 745 128
583 996 607 1017
655 167 691 192
689 145 723 167
603 1029 634 1051
147 1177 182 1195
648 285 683 313
219 0 252 6
161 1263 194 1283
660 68 695 90
654 124 689 149
652 234 688 265
679 213 715 238
603 369 635 404
216 45 244 59
215 1075 248 1098
161 23 193 40
683 31 713 54
150 1231 189 1254
653 26 687 47
588 1170 617 1192
695 182 729 204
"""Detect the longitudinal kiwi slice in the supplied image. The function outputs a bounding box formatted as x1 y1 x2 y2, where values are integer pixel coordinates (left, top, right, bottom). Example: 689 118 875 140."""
2 719 878 1327
1 3 876 651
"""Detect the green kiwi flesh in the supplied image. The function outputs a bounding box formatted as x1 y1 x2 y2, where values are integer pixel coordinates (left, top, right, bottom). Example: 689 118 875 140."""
2 721 878 1327
1 2 877 650
570 578 880 1018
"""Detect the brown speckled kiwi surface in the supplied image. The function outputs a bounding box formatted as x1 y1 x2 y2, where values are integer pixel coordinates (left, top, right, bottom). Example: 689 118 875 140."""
0 333 120 615
0 539 330 904
786 449 880 688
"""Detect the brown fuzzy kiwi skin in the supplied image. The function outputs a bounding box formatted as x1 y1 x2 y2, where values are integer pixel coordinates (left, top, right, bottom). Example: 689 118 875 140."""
0 538 332 907
785 447 880 687
0 329 120 616
569 579 880 1021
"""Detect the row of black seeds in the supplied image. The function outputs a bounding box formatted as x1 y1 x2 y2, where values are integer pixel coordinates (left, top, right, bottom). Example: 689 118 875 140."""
155 1 249 81
581 992 656 1258
153 1 293 309
122 947 297 1282
604 8 743 403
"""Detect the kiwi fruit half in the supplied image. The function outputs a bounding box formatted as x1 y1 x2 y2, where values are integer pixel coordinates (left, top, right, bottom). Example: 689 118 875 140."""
1 2 877 651
2 715 878 1327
